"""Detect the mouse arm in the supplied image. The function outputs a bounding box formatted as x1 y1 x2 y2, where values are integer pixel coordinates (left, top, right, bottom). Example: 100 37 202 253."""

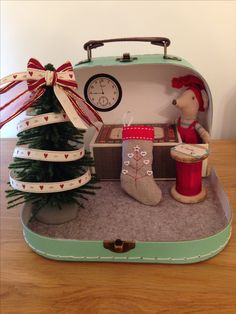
195 123 210 143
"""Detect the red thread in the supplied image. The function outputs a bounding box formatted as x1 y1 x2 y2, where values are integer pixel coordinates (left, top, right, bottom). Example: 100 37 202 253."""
175 161 202 196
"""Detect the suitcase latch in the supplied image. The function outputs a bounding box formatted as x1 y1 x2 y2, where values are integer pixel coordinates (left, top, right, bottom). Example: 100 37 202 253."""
103 239 136 253
116 53 137 63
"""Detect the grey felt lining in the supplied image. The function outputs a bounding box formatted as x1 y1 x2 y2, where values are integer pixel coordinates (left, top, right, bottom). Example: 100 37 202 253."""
28 179 228 242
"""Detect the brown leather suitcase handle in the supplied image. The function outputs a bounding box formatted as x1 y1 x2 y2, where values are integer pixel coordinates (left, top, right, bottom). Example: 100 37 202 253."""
83 37 171 61
84 37 170 50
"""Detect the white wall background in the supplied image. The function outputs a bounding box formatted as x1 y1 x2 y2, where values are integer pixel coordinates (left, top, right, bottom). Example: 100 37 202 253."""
1 0 236 139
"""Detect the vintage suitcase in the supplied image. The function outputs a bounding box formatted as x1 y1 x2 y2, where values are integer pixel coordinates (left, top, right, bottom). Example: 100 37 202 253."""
22 37 232 263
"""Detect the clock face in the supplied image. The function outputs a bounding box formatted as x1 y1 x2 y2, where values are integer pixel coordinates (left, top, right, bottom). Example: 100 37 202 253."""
84 74 122 112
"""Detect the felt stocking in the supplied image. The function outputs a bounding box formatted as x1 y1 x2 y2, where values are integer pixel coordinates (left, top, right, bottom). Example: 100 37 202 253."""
120 126 162 205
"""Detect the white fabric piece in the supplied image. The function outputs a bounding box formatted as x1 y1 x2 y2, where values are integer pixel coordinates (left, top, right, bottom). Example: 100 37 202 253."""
54 85 87 130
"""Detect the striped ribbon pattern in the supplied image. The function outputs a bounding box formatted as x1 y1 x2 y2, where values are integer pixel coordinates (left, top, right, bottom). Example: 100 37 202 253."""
9 110 91 194
0 58 103 129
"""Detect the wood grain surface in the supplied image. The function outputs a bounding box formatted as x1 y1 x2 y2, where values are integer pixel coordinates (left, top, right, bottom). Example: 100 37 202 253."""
1 139 236 314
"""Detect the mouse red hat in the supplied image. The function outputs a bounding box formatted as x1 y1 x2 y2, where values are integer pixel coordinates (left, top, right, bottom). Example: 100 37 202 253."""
172 75 206 112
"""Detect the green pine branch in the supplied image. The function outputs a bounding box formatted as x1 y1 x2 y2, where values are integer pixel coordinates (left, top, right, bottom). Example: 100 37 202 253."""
6 63 99 212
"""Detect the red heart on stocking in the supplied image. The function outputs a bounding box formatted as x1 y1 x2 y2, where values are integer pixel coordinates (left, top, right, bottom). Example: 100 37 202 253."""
22 184 26 189
39 185 44 190
60 184 64 189
69 74 73 78
29 71 33 76
13 75 17 79
27 151 31 156
26 121 29 126
79 179 81 184
64 154 69 159
44 153 48 158
44 116 48 121
63 114 67 119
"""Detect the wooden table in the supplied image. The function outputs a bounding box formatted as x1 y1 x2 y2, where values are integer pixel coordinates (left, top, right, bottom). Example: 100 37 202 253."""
1 139 236 314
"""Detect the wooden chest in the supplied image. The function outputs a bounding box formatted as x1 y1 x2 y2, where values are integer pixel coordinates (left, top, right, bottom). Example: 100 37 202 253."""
90 123 181 179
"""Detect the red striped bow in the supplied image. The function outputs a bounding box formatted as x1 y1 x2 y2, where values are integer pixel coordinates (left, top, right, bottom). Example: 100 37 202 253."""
0 58 103 129
26 58 78 90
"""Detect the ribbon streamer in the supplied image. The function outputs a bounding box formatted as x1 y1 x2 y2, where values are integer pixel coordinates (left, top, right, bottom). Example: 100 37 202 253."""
0 58 103 129
9 169 91 193
13 145 85 162
10 111 91 194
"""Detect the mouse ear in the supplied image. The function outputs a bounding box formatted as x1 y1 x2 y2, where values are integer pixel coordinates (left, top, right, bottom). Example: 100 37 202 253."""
201 90 209 110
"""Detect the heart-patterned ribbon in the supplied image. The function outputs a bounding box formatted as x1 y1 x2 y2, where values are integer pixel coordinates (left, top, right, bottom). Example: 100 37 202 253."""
0 58 103 129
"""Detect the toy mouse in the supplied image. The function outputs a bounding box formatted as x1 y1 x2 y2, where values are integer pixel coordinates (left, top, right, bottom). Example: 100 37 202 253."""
171 75 210 144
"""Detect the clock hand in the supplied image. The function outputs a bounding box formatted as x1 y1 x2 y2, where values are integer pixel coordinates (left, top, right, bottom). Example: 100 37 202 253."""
99 81 104 94
89 92 104 95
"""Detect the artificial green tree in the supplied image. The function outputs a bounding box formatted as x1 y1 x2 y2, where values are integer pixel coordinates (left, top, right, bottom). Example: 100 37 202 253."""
6 64 98 214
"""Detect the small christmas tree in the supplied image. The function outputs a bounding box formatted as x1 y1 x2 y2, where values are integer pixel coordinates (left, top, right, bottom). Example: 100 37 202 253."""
5 63 98 215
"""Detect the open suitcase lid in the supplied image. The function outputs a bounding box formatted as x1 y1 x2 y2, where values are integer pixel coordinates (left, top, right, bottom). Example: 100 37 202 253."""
74 37 213 136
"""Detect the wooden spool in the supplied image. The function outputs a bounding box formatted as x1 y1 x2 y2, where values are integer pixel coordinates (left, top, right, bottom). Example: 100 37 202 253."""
170 144 209 204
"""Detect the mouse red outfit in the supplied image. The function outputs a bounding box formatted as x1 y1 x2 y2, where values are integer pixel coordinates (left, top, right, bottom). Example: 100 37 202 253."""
177 118 201 144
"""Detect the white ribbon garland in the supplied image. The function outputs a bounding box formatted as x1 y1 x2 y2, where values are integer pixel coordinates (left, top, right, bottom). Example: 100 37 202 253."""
11 112 91 193
9 169 91 193
17 112 70 133
13 145 85 162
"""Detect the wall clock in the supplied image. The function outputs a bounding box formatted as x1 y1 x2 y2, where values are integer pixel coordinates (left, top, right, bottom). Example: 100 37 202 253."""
84 74 122 112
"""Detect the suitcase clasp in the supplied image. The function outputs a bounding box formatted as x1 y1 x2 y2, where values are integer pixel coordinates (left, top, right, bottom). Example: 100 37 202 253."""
116 53 138 63
103 239 136 253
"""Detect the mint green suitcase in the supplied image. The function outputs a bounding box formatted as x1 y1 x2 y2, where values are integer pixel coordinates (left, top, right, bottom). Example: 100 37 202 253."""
22 38 232 263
